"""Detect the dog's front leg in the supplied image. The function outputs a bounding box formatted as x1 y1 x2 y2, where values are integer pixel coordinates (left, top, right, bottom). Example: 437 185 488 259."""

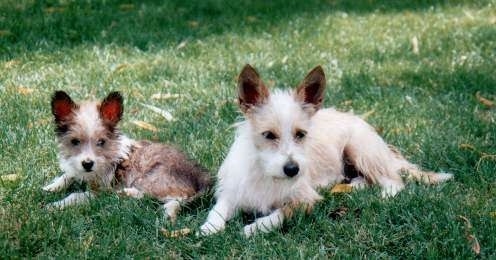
46 191 94 210
42 173 74 192
199 199 235 236
243 208 284 238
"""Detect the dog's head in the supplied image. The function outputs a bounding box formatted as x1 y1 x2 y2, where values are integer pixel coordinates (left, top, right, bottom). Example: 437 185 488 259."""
238 64 326 180
51 91 124 176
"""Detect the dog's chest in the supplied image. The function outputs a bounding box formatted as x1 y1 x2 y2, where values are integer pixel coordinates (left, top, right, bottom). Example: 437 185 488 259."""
235 177 296 213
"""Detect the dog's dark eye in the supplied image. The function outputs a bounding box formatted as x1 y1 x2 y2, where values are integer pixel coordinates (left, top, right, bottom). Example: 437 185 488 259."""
295 130 307 140
71 138 80 146
262 131 277 140
96 139 106 147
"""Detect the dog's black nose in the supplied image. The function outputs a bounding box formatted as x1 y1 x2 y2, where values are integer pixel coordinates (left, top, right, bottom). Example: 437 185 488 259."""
82 160 94 172
283 161 299 177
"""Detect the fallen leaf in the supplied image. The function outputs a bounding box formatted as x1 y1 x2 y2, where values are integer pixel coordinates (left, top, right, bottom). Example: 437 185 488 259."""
188 21 199 28
131 120 158 132
459 215 472 228
119 4 135 11
246 16 257 22
161 228 191 238
459 215 481 255
176 40 188 50
467 235 481 255
463 10 475 20
491 212 496 218
459 143 475 150
281 55 288 64
27 118 50 129
17 86 34 95
0 30 12 37
140 103 175 121
44 7 66 14
476 91 494 108
4 60 20 68
405 95 413 105
1 174 20 182
330 183 352 194
113 63 129 73
342 100 352 106
151 93 181 100
411 36 419 54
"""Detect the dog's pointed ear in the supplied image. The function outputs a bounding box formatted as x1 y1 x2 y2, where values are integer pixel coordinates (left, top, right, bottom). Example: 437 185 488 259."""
100 92 123 126
238 64 269 113
295 66 326 113
52 91 77 123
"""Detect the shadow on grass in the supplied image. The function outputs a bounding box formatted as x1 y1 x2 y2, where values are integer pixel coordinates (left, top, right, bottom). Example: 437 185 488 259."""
0 0 488 59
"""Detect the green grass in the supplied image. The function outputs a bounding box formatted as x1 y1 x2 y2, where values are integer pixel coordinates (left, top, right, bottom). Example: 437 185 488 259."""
1 0 495 258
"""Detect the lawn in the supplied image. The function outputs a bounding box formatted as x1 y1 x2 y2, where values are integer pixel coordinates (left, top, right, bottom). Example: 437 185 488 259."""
1 0 495 258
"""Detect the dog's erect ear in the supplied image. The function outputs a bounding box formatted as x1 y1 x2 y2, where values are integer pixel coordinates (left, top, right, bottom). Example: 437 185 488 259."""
52 91 77 123
295 66 326 112
100 92 123 126
238 64 269 113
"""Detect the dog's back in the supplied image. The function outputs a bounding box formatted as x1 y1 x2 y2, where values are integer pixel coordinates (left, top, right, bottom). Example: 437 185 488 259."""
119 140 210 202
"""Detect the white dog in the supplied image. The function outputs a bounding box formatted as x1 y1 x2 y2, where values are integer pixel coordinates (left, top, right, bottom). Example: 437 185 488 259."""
200 65 452 237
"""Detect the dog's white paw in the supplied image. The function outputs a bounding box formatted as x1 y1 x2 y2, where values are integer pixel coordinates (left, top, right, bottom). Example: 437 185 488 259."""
243 223 257 238
119 187 144 199
45 201 64 210
380 184 404 198
198 222 223 236
42 182 63 192
349 176 368 190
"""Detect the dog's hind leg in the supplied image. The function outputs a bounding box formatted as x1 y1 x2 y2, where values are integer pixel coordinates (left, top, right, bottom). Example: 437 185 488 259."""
163 198 182 223
345 122 405 197
243 209 285 237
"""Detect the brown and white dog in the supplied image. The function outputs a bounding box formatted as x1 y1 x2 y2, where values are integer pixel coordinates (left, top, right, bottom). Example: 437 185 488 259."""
43 91 210 221
199 65 452 237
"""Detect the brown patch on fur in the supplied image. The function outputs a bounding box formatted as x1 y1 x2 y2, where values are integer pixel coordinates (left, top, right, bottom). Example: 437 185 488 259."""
116 141 210 202
238 64 270 113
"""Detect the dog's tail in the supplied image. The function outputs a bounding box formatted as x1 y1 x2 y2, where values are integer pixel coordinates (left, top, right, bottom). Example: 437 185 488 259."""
389 145 453 184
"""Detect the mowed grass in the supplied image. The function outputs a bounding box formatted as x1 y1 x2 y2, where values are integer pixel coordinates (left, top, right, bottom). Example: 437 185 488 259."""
1 0 495 258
